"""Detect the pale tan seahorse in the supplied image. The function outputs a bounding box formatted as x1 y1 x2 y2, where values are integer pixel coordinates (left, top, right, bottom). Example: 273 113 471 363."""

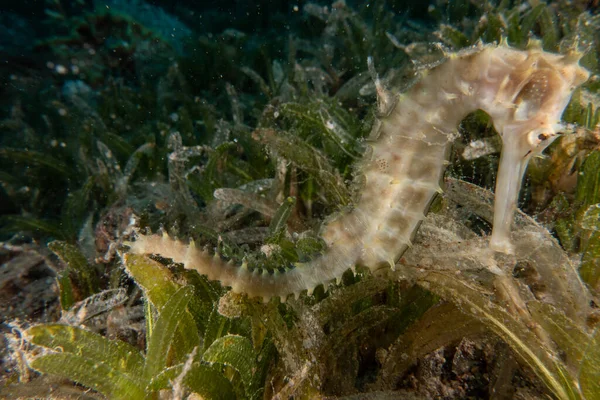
126 42 589 301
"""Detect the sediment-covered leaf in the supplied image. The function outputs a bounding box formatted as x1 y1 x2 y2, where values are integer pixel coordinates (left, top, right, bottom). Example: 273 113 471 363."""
528 302 590 374
419 271 582 400
580 328 600 400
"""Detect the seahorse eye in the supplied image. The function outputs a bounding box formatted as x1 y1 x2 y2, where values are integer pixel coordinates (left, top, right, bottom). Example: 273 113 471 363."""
514 71 552 121
527 129 556 149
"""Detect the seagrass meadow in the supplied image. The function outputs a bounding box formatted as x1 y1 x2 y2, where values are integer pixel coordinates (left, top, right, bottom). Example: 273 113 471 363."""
1 0 600 399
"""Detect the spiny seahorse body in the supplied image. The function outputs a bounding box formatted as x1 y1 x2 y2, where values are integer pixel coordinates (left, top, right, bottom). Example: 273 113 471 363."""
127 43 589 300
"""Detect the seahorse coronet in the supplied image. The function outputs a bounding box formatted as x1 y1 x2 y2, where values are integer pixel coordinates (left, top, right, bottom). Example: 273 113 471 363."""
126 43 590 300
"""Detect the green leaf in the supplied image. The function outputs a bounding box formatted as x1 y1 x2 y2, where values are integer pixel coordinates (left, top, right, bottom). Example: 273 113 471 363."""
182 269 223 332
123 253 179 308
203 335 255 391
295 235 326 262
506 10 523 46
25 324 145 376
574 152 600 288
584 103 594 130
580 231 600 289
580 328 600 399
267 196 295 240
148 362 236 400
189 222 242 262
278 101 362 160
0 170 18 185
475 12 505 44
255 128 351 206
144 297 155 346
576 151 600 208
47 241 88 273
144 285 196 380
48 240 98 297
56 271 75 310
61 178 93 239
0 148 69 177
30 353 146 400
539 7 558 50
436 24 470 48
146 363 184 391
248 335 276 400
101 131 136 160
562 89 584 125
187 142 254 203
203 305 234 352
241 66 271 98
521 4 546 40
1 215 66 239
123 254 201 362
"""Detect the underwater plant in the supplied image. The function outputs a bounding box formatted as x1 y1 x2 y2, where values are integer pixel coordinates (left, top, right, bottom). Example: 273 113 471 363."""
1 0 600 399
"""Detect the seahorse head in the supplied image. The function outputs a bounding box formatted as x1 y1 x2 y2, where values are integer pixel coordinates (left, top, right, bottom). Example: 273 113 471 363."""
484 46 589 158
514 52 589 153
479 45 590 254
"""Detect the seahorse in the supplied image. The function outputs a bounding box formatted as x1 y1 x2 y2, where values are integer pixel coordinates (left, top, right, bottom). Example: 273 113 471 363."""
126 42 589 301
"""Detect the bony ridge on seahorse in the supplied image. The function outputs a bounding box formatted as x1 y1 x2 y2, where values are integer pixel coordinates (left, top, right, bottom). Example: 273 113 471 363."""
126 41 590 301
